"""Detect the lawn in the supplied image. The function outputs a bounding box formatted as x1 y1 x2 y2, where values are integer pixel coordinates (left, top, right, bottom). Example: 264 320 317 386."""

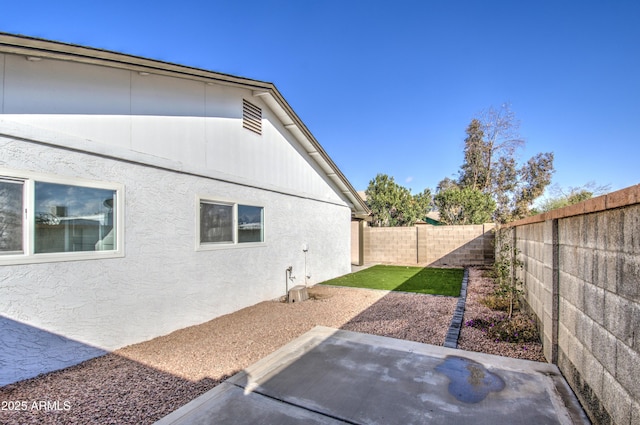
320 265 464 297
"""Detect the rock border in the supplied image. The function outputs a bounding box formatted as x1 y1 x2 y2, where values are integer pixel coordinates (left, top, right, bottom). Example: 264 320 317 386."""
443 267 469 348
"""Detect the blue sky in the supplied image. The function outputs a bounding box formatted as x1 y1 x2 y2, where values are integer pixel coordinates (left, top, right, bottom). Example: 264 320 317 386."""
2 1 639 198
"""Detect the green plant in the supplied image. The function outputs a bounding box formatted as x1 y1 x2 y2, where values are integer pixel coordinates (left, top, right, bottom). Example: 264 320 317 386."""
492 230 523 318
465 312 539 343
480 294 519 312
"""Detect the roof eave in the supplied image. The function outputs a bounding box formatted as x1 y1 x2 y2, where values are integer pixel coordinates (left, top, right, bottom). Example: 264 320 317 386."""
0 32 370 216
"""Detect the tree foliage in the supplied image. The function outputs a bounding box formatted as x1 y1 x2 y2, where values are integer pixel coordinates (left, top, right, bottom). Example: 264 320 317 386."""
365 174 432 227
434 186 495 225
438 103 555 224
536 182 611 213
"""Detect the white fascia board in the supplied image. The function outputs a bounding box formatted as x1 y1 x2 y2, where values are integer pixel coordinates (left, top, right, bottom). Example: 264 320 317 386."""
0 33 273 92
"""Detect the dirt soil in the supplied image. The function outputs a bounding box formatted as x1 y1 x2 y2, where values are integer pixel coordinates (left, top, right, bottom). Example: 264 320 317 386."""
0 266 544 425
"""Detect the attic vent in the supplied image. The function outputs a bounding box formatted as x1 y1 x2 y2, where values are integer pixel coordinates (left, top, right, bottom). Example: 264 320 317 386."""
243 99 262 135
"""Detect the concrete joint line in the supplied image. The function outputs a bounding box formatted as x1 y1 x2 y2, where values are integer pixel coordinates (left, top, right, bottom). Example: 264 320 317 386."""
228 381 360 425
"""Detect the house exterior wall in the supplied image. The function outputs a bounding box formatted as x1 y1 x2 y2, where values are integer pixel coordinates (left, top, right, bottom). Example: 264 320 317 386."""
0 51 353 385
499 186 640 425
351 221 360 264
0 52 343 205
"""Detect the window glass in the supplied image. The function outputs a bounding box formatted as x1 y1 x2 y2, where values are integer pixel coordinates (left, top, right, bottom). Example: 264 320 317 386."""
0 179 24 254
238 205 264 243
34 182 116 253
200 202 233 244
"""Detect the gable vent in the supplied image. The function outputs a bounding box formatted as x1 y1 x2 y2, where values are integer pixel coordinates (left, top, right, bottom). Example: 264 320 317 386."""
243 99 262 135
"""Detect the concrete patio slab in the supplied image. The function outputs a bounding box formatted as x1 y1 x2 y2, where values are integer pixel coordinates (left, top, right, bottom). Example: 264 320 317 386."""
155 326 590 425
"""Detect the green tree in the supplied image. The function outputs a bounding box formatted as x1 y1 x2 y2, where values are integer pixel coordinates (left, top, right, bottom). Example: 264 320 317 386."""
458 119 489 191
434 187 496 225
537 182 611 213
438 103 554 223
365 174 432 227
511 152 555 219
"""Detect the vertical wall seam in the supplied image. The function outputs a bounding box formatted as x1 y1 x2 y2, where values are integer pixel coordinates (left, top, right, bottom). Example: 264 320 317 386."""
552 218 560 364
1 53 5 114
128 71 132 149
203 82 208 167
416 226 419 264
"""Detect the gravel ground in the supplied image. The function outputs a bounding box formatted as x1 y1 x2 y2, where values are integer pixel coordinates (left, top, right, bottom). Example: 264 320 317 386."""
0 267 543 425
457 267 545 362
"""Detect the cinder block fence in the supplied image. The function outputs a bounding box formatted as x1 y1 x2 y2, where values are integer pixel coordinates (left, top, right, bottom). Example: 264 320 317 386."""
351 222 495 267
499 184 640 425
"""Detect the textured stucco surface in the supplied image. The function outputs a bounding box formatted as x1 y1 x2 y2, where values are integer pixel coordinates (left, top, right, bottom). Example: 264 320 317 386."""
0 136 351 386
0 48 359 386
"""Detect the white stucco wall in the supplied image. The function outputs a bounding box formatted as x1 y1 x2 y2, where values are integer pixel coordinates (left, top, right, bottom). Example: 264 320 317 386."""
0 136 351 385
0 51 354 385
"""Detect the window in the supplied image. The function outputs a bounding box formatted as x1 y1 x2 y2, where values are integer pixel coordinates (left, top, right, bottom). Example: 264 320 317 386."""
198 199 264 248
0 178 24 255
200 202 233 244
0 169 123 264
237 205 263 243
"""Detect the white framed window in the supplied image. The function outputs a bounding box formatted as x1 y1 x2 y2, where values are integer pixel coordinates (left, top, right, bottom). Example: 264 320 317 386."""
197 197 264 249
0 169 124 264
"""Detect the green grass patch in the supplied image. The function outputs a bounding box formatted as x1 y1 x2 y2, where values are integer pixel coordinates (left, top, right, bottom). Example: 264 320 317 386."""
321 265 463 296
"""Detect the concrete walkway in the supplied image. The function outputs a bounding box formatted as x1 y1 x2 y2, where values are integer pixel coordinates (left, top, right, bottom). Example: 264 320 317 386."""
155 326 590 425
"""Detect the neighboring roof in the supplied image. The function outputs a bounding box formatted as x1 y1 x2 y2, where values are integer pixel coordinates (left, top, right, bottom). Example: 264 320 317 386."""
424 211 443 226
0 32 370 218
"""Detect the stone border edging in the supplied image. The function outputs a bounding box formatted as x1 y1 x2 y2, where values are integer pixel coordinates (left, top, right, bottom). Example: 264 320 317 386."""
443 268 469 348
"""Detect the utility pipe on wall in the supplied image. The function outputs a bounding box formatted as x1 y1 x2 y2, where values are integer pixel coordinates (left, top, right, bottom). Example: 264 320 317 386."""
285 266 293 300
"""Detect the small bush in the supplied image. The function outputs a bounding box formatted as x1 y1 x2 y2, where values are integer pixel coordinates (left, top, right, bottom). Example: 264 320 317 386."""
480 267 496 279
480 294 520 312
465 312 539 343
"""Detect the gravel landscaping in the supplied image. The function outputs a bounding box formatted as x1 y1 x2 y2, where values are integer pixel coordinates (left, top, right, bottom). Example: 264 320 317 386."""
458 267 545 362
0 266 544 425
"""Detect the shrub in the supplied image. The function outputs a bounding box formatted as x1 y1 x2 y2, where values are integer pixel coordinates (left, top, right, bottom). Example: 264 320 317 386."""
493 232 524 319
465 312 539 343
480 294 520 312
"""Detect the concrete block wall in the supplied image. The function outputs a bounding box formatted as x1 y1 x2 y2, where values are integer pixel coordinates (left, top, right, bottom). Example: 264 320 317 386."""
362 223 495 267
501 184 640 425
364 226 418 264
351 221 360 264
506 221 556 362
422 224 495 266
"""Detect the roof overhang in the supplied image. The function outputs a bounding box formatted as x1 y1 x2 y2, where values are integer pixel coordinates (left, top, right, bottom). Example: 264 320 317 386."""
0 32 371 217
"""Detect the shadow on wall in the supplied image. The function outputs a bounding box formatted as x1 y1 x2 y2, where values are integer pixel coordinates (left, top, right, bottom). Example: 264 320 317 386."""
426 236 494 268
0 315 227 424
0 315 108 387
360 225 495 267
